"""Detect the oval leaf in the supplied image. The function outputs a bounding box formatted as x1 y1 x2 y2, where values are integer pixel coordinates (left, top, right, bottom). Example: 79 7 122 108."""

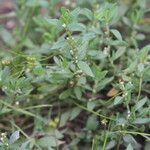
78 61 94 77
9 131 20 144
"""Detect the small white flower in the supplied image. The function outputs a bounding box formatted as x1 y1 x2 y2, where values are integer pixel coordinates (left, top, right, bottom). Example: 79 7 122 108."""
127 113 131 118
103 47 109 55
120 81 124 85
75 56 78 59
26 68 30 73
2 86 7 91
0 137 4 141
17 88 22 94
122 92 128 97
15 101 19 105
76 70 83 74
122 124 125 127
70 50 74 55
62 24 66 28
65 0 70 6
127 110 131 118
1 133 6 137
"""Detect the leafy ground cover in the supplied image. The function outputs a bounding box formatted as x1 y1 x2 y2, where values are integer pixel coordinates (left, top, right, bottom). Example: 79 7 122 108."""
0 0 150 149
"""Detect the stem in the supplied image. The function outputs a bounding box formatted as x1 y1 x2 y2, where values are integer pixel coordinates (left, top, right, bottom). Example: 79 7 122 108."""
137 75 143 101
73 100 115 121
104 23 115 70
102 130 108 150
114 130 150 137
23 104 52 110
92 138 95 150
116 135 121 150
0 100 43 121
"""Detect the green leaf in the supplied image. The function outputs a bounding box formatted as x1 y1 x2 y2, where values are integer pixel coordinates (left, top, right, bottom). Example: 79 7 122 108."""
68 23 86 32
97 77 114 91
20 140 30 150
123 61 138 74
80 8 93 20
133 118 150 124
139 44 150 63
70 7 81 21
0 107 11 115
51 38 66 50
26 0 48 7
59 111 70 127
126 144 133 150
77 61 94 77
95 3 118 23
111 29 122 41
123 134 137 145
70 107 81 120
114 96 123 105
87 101 96 111
106 140 116 150
86 115 98 130
60 7 72 24
134 97 147 111
37 136 57 147
112 47 126 60
33 16 61 28
74 86 82 99
9 131 20 144
33 65 45 75
59 89 71 99
0 29 16 47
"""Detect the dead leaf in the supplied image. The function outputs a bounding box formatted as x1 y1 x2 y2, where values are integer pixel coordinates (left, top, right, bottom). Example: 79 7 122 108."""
107 88 119 97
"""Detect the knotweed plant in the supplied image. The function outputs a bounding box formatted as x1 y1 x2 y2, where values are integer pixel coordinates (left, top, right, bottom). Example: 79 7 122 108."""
0 0 150 149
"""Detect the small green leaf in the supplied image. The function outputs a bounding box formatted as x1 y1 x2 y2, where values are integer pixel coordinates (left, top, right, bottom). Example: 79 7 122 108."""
87 101 96 111
86 115 98 130
70 107 81 120
78 61 94 77
68 23 86 32
112 47 126 60
126 144 133 150
33 65 45 75
37 136 57 147
114 96 123 105
123 61 137 74
20 141 30 150
97 77 114 91
51 38 66 50
111 29 122 41
133 118 150 124
106 140 116 150
123 134 137 144
80 8 93 20
139 44 150 63
74 86 82 99
9 131 20 144
134 97 147 111
59 89 71 99
59 111 70 127
0 29 16 47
